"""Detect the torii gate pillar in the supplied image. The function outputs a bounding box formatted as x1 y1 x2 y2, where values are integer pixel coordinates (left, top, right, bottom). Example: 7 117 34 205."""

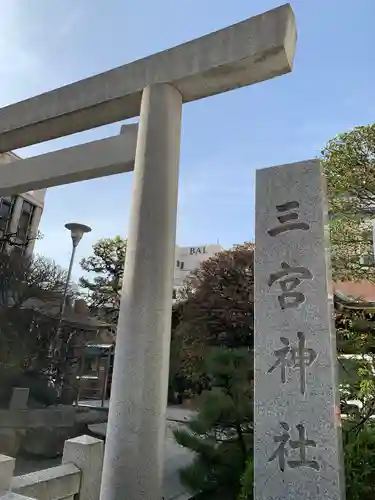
100 83 182 500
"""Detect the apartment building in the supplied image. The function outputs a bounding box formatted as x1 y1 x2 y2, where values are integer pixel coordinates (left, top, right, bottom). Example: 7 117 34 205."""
173 243 223 298
0 152 46 256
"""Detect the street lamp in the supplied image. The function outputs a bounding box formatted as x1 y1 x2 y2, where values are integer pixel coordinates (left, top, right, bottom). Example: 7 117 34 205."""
54 222 91 394
59 222 92 320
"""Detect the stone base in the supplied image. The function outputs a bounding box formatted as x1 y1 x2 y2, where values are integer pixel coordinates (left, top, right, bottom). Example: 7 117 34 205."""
0 429 23 457
0 405 108 459
21 424 88 458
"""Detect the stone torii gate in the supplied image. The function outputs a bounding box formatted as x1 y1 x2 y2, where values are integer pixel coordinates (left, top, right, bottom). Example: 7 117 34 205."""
0 5 297 500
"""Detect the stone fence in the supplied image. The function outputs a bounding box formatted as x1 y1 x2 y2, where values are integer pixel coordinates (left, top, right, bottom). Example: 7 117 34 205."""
0 435 103 500
0 388 108 458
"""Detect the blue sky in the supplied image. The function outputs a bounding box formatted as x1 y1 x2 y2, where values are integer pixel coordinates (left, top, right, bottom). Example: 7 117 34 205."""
1 0 375 280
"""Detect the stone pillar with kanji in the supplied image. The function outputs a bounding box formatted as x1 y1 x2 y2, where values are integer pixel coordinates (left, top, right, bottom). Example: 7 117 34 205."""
254 160 345 500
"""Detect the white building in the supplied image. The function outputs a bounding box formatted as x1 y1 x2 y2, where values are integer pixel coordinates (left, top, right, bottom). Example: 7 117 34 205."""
173 243 223 298
0 152 46 256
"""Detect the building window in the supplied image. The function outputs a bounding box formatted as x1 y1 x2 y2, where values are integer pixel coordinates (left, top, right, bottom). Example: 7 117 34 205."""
0 197 14 251
17 200 35 243
0 198 13 231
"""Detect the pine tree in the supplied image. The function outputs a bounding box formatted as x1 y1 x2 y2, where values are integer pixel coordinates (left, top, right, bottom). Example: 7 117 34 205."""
79 236 126 323
173 348 253 500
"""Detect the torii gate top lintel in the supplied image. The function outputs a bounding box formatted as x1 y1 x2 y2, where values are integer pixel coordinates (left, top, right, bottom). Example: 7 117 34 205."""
0 3 296 153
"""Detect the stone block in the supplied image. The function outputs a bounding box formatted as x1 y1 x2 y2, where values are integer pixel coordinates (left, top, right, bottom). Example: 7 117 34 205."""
75 409 108 425
21 424 86 459
0 430 21 458
62 435 104 500
0 129 137 198
11 464 80 500
254 160 345 499
0 407 75 429
0 455 15 494
9 389 29 411
1 493 38 500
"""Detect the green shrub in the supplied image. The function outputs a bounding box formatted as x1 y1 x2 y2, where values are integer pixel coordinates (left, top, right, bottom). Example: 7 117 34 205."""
344 424 375 500
238 457 253 500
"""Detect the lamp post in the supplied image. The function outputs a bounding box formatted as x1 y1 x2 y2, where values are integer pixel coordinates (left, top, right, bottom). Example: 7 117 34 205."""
55 222 91 396
59 222 92 321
